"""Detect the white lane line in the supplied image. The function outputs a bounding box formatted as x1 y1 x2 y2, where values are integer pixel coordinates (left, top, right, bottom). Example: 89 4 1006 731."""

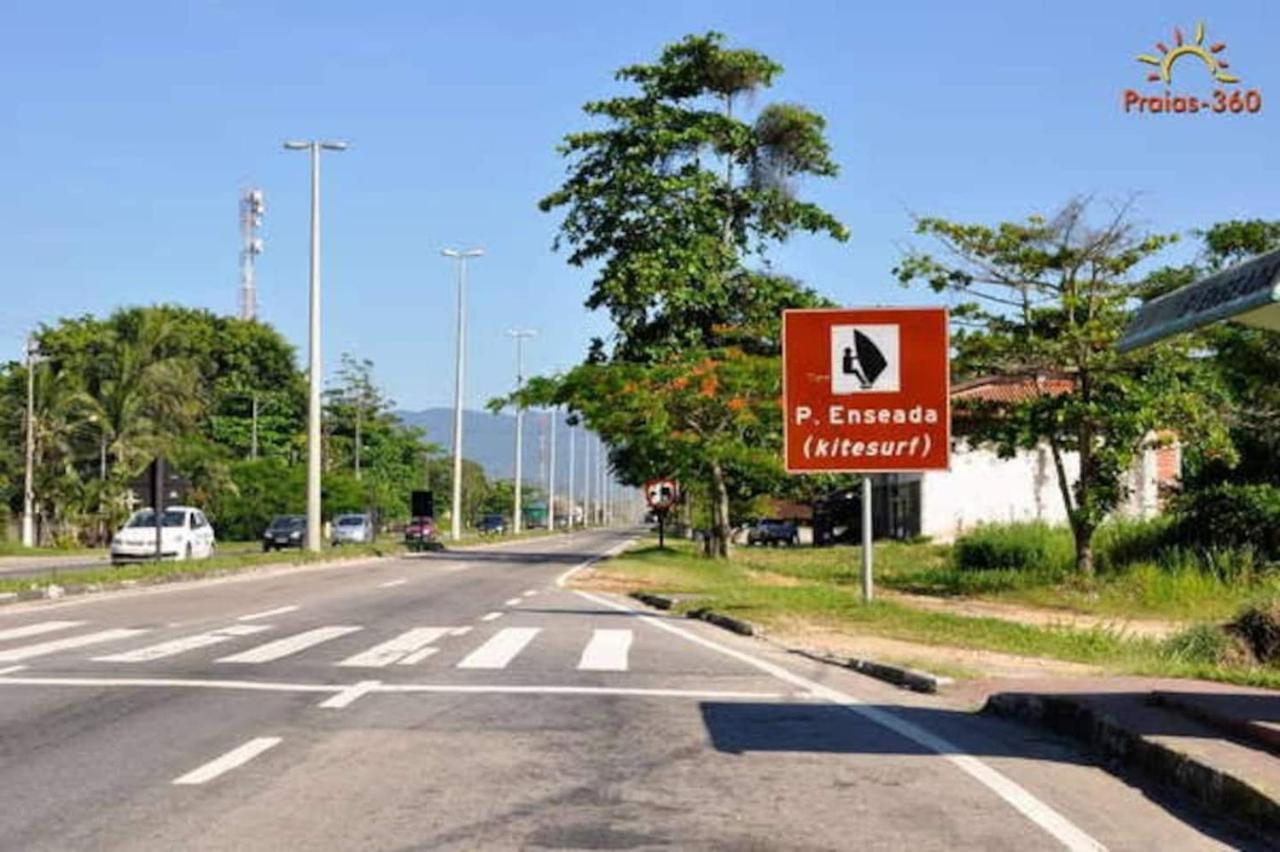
503 597 522 607
217 626 362 664
338 628 451 668
397 647 440 665
319 679 381 709
448 626 473 637
522 589 537 597
237 605 298 622
173 737 282 785
456 627 540 670
0 665 27 675
0 628 149 663
0 621 86 643
94 624 271 663
574 589 1105 852
378 579 407 589
0 674 789 701
480 611 503 622
578 629 633 671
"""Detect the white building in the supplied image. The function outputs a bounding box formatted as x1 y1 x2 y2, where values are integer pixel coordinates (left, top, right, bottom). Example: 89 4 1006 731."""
915 376 1180 542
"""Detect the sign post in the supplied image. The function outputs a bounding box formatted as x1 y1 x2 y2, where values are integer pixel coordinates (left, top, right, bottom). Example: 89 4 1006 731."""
782 307 951 602
644 478 679 549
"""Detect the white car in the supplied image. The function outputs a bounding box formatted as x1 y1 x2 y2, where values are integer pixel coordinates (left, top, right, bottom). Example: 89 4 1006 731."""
110 506 217 564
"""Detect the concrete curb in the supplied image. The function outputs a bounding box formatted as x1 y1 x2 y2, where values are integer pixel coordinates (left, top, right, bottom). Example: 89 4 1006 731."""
983 691 1280 837
790 648 953 694
626 592 951 693
1149 691 1280 757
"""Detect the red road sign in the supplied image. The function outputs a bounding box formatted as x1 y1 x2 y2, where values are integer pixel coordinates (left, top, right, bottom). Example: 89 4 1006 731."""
782 307 950 473
644 478 679 510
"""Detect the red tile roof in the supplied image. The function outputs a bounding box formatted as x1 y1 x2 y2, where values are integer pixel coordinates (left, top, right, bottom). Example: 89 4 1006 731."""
952 375 1075 404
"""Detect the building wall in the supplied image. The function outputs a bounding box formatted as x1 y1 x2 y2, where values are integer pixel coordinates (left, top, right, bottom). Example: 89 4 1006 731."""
920 438 1175 542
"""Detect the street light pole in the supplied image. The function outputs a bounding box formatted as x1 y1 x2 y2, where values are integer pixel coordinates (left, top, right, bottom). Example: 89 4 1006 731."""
442 248 484 541
284 139 348 552
567 421 575 529
21 335 38 547
548 408 557 531
507 328 536 534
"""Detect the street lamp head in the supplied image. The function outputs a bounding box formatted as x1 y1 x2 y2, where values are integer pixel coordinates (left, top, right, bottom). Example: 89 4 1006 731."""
507 328 538 339
442 247 485 259
320 141 349 151
282 141 311 150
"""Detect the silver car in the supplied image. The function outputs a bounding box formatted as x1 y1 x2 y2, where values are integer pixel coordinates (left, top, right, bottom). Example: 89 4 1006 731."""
331 513 375 545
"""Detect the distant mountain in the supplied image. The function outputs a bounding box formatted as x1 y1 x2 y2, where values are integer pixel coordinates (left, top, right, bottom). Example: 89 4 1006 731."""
395 408 600 487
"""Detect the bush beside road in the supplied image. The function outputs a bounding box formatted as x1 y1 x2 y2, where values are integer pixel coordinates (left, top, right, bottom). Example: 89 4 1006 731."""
581 536 1280 689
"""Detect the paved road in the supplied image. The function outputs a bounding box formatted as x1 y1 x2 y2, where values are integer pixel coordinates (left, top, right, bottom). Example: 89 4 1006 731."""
0 529 1260 850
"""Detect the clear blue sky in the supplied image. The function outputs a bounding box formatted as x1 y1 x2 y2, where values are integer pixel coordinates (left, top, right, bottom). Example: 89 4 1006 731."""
3 1 1276 418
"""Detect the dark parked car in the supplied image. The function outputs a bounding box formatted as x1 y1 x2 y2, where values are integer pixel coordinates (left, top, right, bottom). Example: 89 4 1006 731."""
748 518 800 546
262 514 306 551
477 514 507 535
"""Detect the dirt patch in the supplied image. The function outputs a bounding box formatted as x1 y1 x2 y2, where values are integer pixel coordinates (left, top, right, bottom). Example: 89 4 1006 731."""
764 616 1101 682
568 568 668 595
744 570 804 587
881 590 1180 640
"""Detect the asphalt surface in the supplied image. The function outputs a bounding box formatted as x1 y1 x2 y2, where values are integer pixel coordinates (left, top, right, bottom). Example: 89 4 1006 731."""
0 529 1262 850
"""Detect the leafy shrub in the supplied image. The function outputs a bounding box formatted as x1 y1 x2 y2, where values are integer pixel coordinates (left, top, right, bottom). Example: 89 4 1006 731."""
953 522 1074 574
1171 483 1280 561
1093 516 1174 573
1162 623 1234 665
1230 595 1280 664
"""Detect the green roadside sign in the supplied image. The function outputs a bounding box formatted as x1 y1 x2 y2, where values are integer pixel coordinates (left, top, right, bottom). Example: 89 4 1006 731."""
1119 248 1280 352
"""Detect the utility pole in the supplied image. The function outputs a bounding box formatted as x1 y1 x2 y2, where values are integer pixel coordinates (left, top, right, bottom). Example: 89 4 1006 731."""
567 422 576 529
284 139 348 552
548 408 557 531
507 328 536 534
21 335 39 547
442 248 484 541
250 393 259 460
582 428 592 527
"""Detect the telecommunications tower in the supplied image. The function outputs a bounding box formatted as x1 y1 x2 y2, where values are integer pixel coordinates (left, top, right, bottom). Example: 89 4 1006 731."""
238 188 265 320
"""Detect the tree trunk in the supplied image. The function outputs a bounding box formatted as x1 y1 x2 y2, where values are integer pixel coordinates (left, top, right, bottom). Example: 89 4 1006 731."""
1072 519 1095 577
708 460 731 559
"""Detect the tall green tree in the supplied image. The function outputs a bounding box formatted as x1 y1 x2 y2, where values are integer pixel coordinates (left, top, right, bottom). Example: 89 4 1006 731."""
534 32 848 555
1146 220 1280 485
896 199 1233 574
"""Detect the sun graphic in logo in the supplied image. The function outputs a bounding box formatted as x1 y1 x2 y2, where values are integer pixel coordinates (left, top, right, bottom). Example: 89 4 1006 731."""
1137 21 1239 84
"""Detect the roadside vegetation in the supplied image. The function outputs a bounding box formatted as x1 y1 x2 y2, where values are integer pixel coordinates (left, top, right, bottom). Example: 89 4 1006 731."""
590 525 1280 689
0 540 404 597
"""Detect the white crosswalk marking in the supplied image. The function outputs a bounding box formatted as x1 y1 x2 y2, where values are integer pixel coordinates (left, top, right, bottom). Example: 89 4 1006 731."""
93 624 271 663
0 621 85 643
338 628 452 668
173 737 281 785
578 629 633 671
0 628 149 663
216 626 362 664
456 627 541 669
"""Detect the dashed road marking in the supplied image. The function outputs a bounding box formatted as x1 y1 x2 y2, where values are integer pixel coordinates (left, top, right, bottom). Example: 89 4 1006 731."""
217 626 362 664
578 629 633 671
0 621 85 643
378 579 407 589
338 628 451 668
480 612 503 622
456 627 540 670
237 606 299 622
503 597 522 607
448 626 473 637
0 628 150 663
173 737 282 785
94 624 271 663
319 679 381 709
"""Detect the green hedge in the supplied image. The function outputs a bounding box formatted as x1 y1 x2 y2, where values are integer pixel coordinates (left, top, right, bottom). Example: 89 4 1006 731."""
1171 483 1280 561
953 522 1075 574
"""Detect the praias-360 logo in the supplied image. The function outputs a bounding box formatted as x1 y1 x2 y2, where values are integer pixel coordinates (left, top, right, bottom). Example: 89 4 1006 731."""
1123 21 1262 115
